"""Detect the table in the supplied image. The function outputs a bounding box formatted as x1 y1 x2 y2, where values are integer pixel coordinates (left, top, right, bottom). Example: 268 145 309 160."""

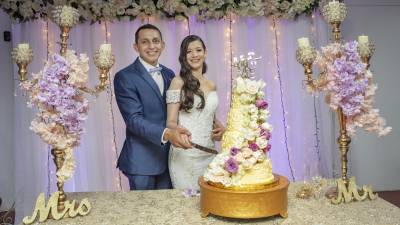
36 182 400 225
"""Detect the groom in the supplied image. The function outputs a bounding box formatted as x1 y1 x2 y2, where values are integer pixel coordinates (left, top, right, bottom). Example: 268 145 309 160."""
114 24 191 190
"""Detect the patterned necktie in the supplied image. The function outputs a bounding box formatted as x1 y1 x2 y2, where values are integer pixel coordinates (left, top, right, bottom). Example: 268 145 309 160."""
149 66 162 75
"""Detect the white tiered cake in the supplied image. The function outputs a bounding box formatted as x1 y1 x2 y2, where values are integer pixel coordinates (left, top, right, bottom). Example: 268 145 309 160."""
203 76 275 190
199 53 288 219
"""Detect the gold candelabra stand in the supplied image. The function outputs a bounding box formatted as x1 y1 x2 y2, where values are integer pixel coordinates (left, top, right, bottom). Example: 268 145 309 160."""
296 1 377 204
12 5 115 224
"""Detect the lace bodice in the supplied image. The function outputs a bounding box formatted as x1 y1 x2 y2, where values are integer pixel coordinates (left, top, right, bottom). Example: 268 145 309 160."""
166 89 218 148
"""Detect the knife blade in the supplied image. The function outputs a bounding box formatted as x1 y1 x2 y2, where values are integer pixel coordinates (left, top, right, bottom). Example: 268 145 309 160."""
191 142 218 154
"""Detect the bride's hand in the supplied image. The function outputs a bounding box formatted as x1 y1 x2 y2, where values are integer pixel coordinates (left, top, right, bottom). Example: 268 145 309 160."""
211 120 225 141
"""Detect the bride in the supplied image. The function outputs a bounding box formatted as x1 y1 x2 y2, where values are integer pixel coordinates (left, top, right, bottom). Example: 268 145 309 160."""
166 35 225 190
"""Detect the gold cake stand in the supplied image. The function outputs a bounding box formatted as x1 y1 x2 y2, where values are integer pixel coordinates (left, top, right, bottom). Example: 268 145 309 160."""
199 174 289 219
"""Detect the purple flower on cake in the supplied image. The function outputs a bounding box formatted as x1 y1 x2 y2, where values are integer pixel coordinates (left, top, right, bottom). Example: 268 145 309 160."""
256 99 268 109
263 144 272 153
230 147 240 156
260 128 271 140
224 157 239 174
249 142 259 151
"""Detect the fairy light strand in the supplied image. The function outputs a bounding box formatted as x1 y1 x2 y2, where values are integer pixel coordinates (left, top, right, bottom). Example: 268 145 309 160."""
310 12 323 176
104 21 123 191
272 16 295 181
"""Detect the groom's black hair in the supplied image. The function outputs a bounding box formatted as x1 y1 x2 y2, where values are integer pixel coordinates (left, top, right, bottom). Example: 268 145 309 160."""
135 24 163 44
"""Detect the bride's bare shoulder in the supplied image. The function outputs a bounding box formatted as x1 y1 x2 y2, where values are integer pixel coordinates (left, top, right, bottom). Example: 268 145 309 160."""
170 76 184 89
205 79 217 91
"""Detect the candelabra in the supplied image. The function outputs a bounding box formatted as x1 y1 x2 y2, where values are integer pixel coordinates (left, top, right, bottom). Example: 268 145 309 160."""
296 1 378 204
11 6 115 224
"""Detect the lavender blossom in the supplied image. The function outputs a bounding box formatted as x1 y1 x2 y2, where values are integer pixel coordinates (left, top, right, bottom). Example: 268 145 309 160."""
230 147 240 156
224 157 239 174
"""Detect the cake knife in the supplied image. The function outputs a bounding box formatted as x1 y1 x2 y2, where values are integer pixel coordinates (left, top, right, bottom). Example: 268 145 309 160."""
191 142 218 154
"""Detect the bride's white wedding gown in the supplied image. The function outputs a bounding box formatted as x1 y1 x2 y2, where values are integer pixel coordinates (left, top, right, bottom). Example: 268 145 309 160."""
166 89 218 190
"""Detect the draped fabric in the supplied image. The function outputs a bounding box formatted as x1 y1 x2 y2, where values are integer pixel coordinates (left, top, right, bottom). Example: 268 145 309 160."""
12 14 337 222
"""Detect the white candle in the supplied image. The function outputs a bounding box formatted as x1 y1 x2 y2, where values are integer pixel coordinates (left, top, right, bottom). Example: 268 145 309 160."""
18 43 29 50
99 43 112 53
297 37 310 48
358 35 369 45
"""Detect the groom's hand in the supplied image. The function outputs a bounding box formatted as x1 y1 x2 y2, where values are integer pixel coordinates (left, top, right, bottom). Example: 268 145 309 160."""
164 126 192 149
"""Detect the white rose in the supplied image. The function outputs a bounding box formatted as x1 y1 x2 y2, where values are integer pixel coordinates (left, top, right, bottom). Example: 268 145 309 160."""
257 91 265 98
248 157 257 165
240 93 255 103
235 152 245 163
245 131 256 141
261 122 273 131
245 79 259 95
259 109 270 118
212 165 228 176
249 121 258 130
221 176 232 186
250 114 258 121
256 137 268 149
242 148 253 158
232 136 245 149
249 104 258 114
242 160 252 170
257 153 265 162
236 77 246 94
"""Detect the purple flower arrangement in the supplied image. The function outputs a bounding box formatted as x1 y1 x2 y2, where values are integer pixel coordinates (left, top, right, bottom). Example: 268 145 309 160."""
21 51 90 148
315 41 391 136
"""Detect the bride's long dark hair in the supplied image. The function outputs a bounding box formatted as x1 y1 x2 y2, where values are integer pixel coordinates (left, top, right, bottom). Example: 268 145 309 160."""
179 35 207 112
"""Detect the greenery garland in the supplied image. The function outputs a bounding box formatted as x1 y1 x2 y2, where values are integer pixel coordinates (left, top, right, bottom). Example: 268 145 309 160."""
1 0 320 23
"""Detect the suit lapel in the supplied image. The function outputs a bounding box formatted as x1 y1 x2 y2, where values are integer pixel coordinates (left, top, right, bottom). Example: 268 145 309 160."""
133 58 163 104
160 68 171 98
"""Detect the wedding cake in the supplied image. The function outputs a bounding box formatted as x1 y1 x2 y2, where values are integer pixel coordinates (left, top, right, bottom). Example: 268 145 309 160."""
204 54 275 190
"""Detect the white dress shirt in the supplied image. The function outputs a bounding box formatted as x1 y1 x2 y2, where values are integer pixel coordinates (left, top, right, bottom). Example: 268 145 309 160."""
139 57 164 95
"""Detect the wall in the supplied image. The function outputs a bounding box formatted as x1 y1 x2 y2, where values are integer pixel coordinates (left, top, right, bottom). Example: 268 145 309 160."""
342 0 400 190
0 9 15 210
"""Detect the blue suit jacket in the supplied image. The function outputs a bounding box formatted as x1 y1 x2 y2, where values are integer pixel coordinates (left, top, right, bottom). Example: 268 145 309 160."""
114 58 175 175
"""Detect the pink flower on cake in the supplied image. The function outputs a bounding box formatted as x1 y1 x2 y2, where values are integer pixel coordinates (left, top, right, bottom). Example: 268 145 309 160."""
249 142 259 151
256 99 268 109
225 157 239 174
260 128 271 140
263 144 272 153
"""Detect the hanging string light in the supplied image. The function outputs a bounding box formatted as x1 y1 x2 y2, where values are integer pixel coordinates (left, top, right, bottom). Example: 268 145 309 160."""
227 13 233 109
271 16 295 181
310 12 323 176
103 21 122 191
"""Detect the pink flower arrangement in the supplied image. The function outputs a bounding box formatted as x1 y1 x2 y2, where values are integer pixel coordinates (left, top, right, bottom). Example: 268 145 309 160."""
20 50 90 182
315 41 391 136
